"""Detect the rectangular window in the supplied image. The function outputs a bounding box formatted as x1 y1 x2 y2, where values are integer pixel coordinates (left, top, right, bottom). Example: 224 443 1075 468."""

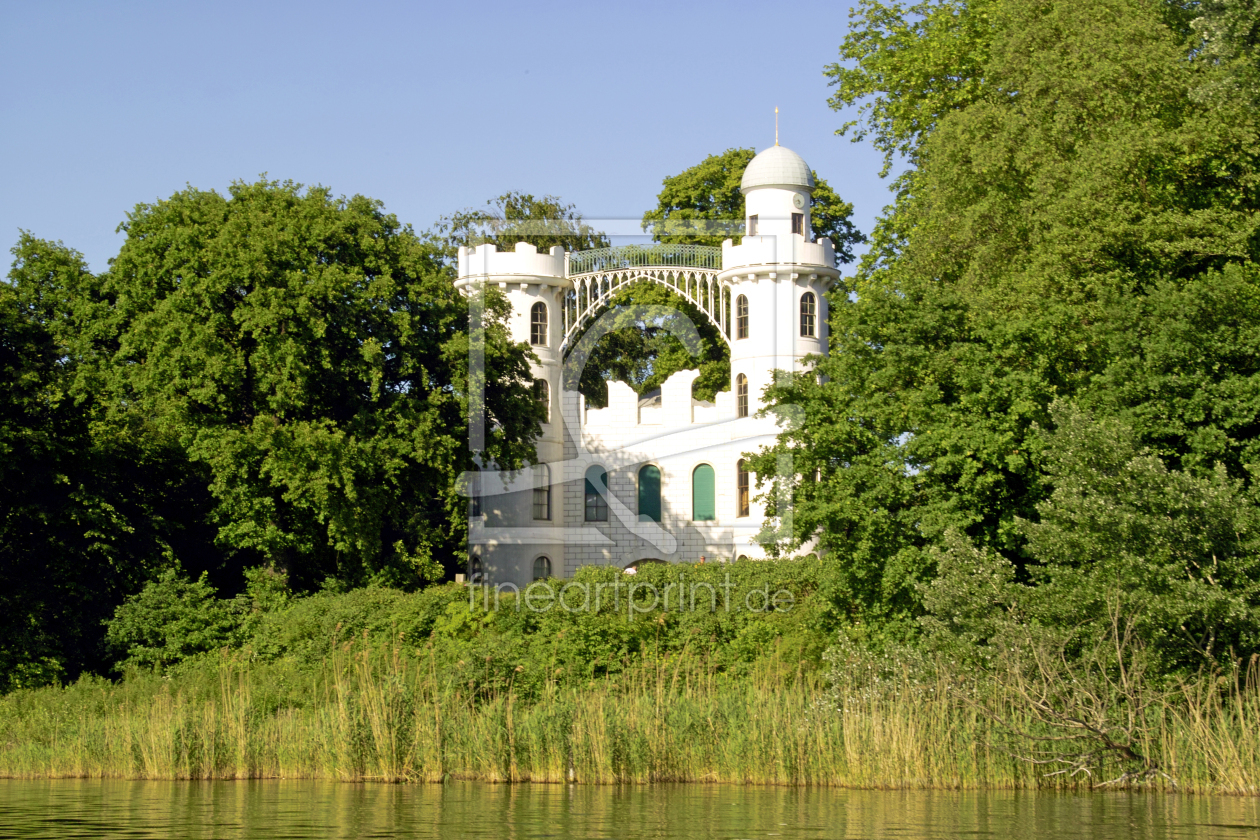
533 465 550 520
791 213 804 235
748 214 758 236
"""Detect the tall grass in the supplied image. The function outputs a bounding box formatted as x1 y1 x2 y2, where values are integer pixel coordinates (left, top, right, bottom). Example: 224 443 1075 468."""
0 646 1256 793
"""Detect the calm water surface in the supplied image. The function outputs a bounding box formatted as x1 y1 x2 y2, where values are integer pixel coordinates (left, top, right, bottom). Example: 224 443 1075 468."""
0 780 1257 839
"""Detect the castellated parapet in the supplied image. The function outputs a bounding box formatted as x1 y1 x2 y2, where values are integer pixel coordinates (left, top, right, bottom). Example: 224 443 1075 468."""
456 145 838 589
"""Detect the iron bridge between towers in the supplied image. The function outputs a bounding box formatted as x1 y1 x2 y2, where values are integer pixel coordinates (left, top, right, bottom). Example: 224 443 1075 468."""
560 244 732 356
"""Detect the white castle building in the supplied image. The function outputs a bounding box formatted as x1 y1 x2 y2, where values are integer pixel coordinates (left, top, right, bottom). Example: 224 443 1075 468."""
455 145 839 588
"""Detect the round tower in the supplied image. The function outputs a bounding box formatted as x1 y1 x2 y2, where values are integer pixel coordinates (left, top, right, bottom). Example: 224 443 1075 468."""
455 241 568 587
719 145 841 416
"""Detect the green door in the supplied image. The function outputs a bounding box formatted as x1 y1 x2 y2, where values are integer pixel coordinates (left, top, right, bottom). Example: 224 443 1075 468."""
692 464 716 521
638 465 661 523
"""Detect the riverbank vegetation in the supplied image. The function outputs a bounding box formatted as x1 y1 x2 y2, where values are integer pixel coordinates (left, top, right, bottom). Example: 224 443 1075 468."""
3 0 1260 795
1 560 1258 793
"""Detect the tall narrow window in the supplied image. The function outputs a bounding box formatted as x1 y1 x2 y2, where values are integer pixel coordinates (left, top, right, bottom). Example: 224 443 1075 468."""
530 301 547 346
748 214 758 236
584 465 608 522
534 378 550 422
638 464 661 523
791 212 804 235
469 468 481 518
469 553 483 584
533 555 551 580
692 464 716 522
532 464 551 521
736 374 749 418
736 295 749 339
737 460 750 518
800 292 816 338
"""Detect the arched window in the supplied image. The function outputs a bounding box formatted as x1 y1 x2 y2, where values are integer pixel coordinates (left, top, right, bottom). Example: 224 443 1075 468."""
736 295 749 339
532 464 551 521
533 555 551 581
530 301 547 346
692 464 716 522
637 464 661 523
469 553 483 584
534 378 550 422
800 292 816 338
584 465 608 522
737 459 750 518
736 374 749 418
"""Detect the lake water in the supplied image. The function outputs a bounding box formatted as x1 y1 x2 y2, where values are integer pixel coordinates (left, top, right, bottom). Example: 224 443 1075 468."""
0 780 1257 839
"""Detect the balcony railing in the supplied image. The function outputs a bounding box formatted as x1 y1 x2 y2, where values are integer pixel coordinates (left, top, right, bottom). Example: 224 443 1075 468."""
567 244 722 275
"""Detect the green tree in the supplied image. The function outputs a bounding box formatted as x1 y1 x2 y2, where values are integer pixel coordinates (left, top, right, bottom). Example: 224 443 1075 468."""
104 569 241 672
754 0 1260 619
640 148 864 262
1021 402 1260 670
431 191 609 259
1 236 218 689
101 179 542 590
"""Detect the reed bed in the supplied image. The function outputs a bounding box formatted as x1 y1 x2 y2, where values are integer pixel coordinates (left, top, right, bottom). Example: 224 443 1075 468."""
0 646 1256 794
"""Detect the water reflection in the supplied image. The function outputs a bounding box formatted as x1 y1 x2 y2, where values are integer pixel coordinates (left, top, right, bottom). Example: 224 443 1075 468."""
0 780 1256 839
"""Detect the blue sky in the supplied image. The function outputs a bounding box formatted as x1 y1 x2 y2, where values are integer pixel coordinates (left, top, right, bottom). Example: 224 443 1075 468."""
1 0 892 273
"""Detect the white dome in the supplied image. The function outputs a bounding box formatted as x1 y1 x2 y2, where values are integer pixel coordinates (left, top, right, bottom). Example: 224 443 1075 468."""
740 145 815 193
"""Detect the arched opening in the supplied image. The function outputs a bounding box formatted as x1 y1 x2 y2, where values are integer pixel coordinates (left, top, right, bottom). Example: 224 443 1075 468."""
800 291 816 338
530 301 548 346
638 464 661 523
532 463 551 521
737 459 750 518
736 374 749 418
534 378 550 422
692 464 716 522
533 555 551 581
584 465 608 522
469 553 484 584
736 295 749 339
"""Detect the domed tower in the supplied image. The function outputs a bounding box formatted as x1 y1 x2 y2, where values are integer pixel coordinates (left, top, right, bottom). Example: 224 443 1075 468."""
719 145 840 417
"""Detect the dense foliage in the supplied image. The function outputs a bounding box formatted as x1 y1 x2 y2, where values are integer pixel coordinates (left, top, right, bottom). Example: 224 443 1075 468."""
640 147 865 263
106 559 835 698
1 182 542 688
753 0 1260 671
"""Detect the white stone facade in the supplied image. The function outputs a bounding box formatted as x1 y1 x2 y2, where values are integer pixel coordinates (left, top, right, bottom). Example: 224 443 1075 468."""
454 146 839 589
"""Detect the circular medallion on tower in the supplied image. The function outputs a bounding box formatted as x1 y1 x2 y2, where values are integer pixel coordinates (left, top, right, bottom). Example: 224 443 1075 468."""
740 145 815 194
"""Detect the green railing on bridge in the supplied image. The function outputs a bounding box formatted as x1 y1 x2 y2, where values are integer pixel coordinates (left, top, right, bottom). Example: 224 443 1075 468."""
567 244 722 275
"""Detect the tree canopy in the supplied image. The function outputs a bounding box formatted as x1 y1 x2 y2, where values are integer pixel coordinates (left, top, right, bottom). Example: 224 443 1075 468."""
640 147 865 262
96 179 541 590
753 0 1260 647
431 191 609 259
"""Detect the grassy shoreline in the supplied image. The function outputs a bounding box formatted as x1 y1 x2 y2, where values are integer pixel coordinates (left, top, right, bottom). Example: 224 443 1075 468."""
2 646 1257 795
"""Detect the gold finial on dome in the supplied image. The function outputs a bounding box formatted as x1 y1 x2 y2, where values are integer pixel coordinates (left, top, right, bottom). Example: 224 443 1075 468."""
775 106 779 146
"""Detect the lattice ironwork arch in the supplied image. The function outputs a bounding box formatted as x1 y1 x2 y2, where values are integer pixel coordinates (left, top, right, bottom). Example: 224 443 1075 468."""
561 266 732 356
